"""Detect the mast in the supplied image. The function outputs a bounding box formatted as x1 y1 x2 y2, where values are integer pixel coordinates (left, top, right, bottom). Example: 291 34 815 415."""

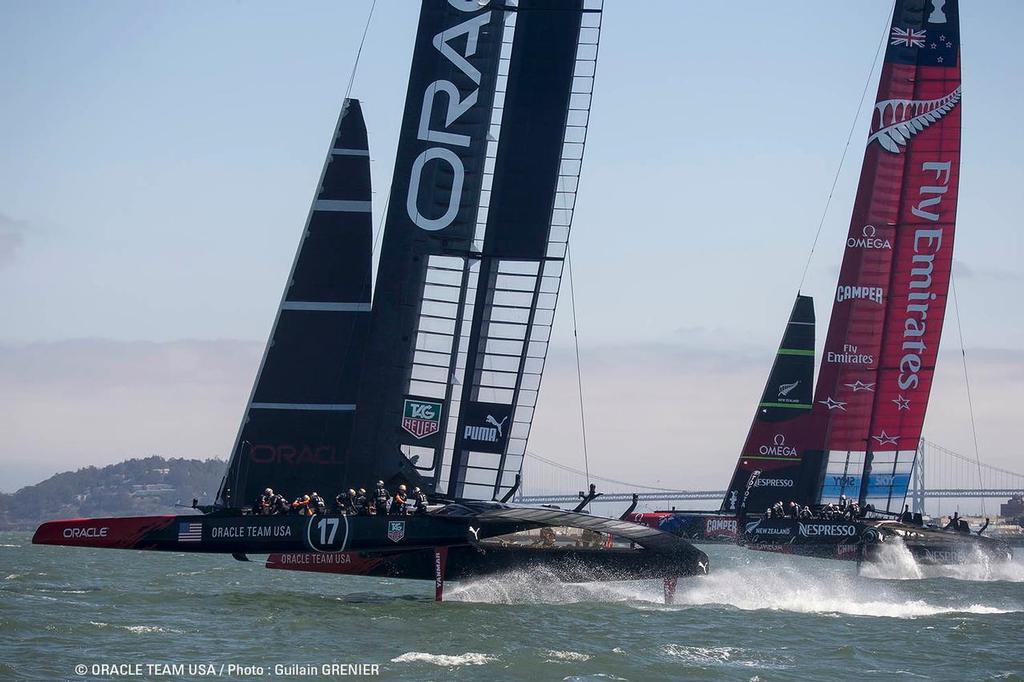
812 0 961 511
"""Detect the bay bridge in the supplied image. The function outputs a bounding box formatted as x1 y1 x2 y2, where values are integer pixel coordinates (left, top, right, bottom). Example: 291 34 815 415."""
515 439 1024 516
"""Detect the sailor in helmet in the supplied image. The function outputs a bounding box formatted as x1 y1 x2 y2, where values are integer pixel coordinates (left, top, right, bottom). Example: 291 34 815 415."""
355 488 369 515
412 486 429 515
309 491 327 515
256 488 274 515
392 484 409 515
374 480 390 516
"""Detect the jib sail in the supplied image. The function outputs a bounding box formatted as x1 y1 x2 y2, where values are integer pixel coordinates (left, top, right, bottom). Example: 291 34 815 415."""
721 295 821 513
350 0 604 501
813 0 961 512
216 99 373 507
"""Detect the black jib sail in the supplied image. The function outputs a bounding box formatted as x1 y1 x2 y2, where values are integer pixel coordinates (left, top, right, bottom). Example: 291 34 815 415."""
721 295 820 513
216 99 373 508
350 0 603 501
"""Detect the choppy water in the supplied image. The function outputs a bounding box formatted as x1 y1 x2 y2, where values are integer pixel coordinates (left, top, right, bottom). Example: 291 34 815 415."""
1 531 1022 680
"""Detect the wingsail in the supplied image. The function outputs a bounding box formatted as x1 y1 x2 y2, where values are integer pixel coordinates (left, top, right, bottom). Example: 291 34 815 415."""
350 0 603 501
813 0 961 512
216 99 373 508
721 295 820 513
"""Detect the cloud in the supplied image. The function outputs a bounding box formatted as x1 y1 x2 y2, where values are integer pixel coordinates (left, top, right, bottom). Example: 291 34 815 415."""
0 213 27 267
0 339 261 491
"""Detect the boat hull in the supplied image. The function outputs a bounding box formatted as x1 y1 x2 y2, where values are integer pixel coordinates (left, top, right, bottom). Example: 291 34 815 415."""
741 518 1013 564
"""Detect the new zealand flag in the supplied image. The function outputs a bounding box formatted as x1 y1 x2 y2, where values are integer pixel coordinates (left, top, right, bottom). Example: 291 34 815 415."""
885 0 959 67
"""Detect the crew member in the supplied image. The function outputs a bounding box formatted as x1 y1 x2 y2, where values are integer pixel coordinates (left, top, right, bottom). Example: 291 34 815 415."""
799 505 813 519
291 495 311 516
336 489 358 515
374 481 390 516
412 487 429 515
309 491 327 515
392 484 408 515
256 488 274 515
355 488 369 515
540 526 556 548
272 493 290 515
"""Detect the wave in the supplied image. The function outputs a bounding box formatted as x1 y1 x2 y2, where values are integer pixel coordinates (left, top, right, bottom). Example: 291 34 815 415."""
544 650 591 662
88 621 186 634
661 644 792 670
860 539 1024 582
670 565 1020 618
390 652 496 667
448 566 654 604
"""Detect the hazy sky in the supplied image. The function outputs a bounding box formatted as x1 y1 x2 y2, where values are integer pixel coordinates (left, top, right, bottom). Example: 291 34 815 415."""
1 1 1022 508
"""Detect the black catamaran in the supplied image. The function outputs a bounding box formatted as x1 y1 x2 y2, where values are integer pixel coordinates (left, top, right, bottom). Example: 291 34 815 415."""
34 0 708 600
636 0 1011 565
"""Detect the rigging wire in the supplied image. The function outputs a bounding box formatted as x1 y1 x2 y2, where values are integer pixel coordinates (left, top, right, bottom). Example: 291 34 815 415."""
344 0 378 103
565 246 592 493
950 275 987 516
796 6 892 292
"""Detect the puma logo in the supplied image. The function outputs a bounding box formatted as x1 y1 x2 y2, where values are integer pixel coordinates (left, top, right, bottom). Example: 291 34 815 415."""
485 415 508 438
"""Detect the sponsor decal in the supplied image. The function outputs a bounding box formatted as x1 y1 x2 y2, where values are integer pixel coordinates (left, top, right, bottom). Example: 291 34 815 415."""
402 398 443 439
922 548 967 564
836 285 884 305
872 431 900 447
827 343 874 366
818 396 847 411
758 434 799 458
248 444 338 465
897 164 952 391
752 526 793 536
278 552 352 566
844 381 875 392
755 478 795 488
210 525 292 539
847 225 892 250
704 517 737 538
798 523 857 538
62 526 109 539
177 522 202 543
406 3 496 232
459 401 512 454
387 520 406 543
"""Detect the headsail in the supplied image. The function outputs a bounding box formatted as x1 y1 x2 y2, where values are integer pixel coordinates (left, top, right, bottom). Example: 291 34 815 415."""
217 99 373 507
813 0 961 511
722 295 820 513
350 0 603 501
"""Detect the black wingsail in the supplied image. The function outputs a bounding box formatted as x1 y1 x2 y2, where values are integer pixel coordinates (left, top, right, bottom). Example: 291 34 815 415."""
216 99 373 507
350 0 603 500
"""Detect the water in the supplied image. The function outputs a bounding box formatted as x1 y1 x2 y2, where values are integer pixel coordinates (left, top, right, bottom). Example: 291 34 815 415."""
2 532 1022 680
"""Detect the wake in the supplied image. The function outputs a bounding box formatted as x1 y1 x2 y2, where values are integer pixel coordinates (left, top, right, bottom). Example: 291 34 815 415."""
447 559 1020 619
859 538 1024 582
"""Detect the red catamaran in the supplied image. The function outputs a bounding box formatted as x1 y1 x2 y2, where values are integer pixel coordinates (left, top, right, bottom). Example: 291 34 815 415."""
636 0 1011 565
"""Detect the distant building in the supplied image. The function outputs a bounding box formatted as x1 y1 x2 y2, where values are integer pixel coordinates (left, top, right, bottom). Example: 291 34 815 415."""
1000 495 1024 519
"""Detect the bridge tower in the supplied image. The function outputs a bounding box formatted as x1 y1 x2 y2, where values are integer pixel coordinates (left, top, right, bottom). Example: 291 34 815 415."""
910 439 926 514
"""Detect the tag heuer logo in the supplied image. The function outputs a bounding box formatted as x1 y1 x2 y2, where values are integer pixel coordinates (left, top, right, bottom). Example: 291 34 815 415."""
387 520 406 543
401 399 442 439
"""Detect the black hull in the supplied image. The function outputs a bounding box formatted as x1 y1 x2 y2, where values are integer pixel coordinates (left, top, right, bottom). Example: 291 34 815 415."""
32 504 710 585
742 518 1013 564
268 543 709 581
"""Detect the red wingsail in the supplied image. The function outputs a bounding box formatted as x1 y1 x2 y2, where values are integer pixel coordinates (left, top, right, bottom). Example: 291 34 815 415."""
813 0 961 510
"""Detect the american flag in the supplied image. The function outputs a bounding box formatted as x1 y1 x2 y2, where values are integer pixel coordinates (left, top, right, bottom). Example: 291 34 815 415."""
890 26 926 48
177 522 202 543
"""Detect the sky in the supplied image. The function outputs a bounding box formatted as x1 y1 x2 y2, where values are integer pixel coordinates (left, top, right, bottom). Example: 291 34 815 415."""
1 1 1022 511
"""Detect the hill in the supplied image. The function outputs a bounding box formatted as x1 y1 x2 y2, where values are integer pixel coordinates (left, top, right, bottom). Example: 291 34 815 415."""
0 456 226 530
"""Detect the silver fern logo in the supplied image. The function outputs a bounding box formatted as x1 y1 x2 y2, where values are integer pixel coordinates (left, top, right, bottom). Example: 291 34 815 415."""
868 86 961 153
